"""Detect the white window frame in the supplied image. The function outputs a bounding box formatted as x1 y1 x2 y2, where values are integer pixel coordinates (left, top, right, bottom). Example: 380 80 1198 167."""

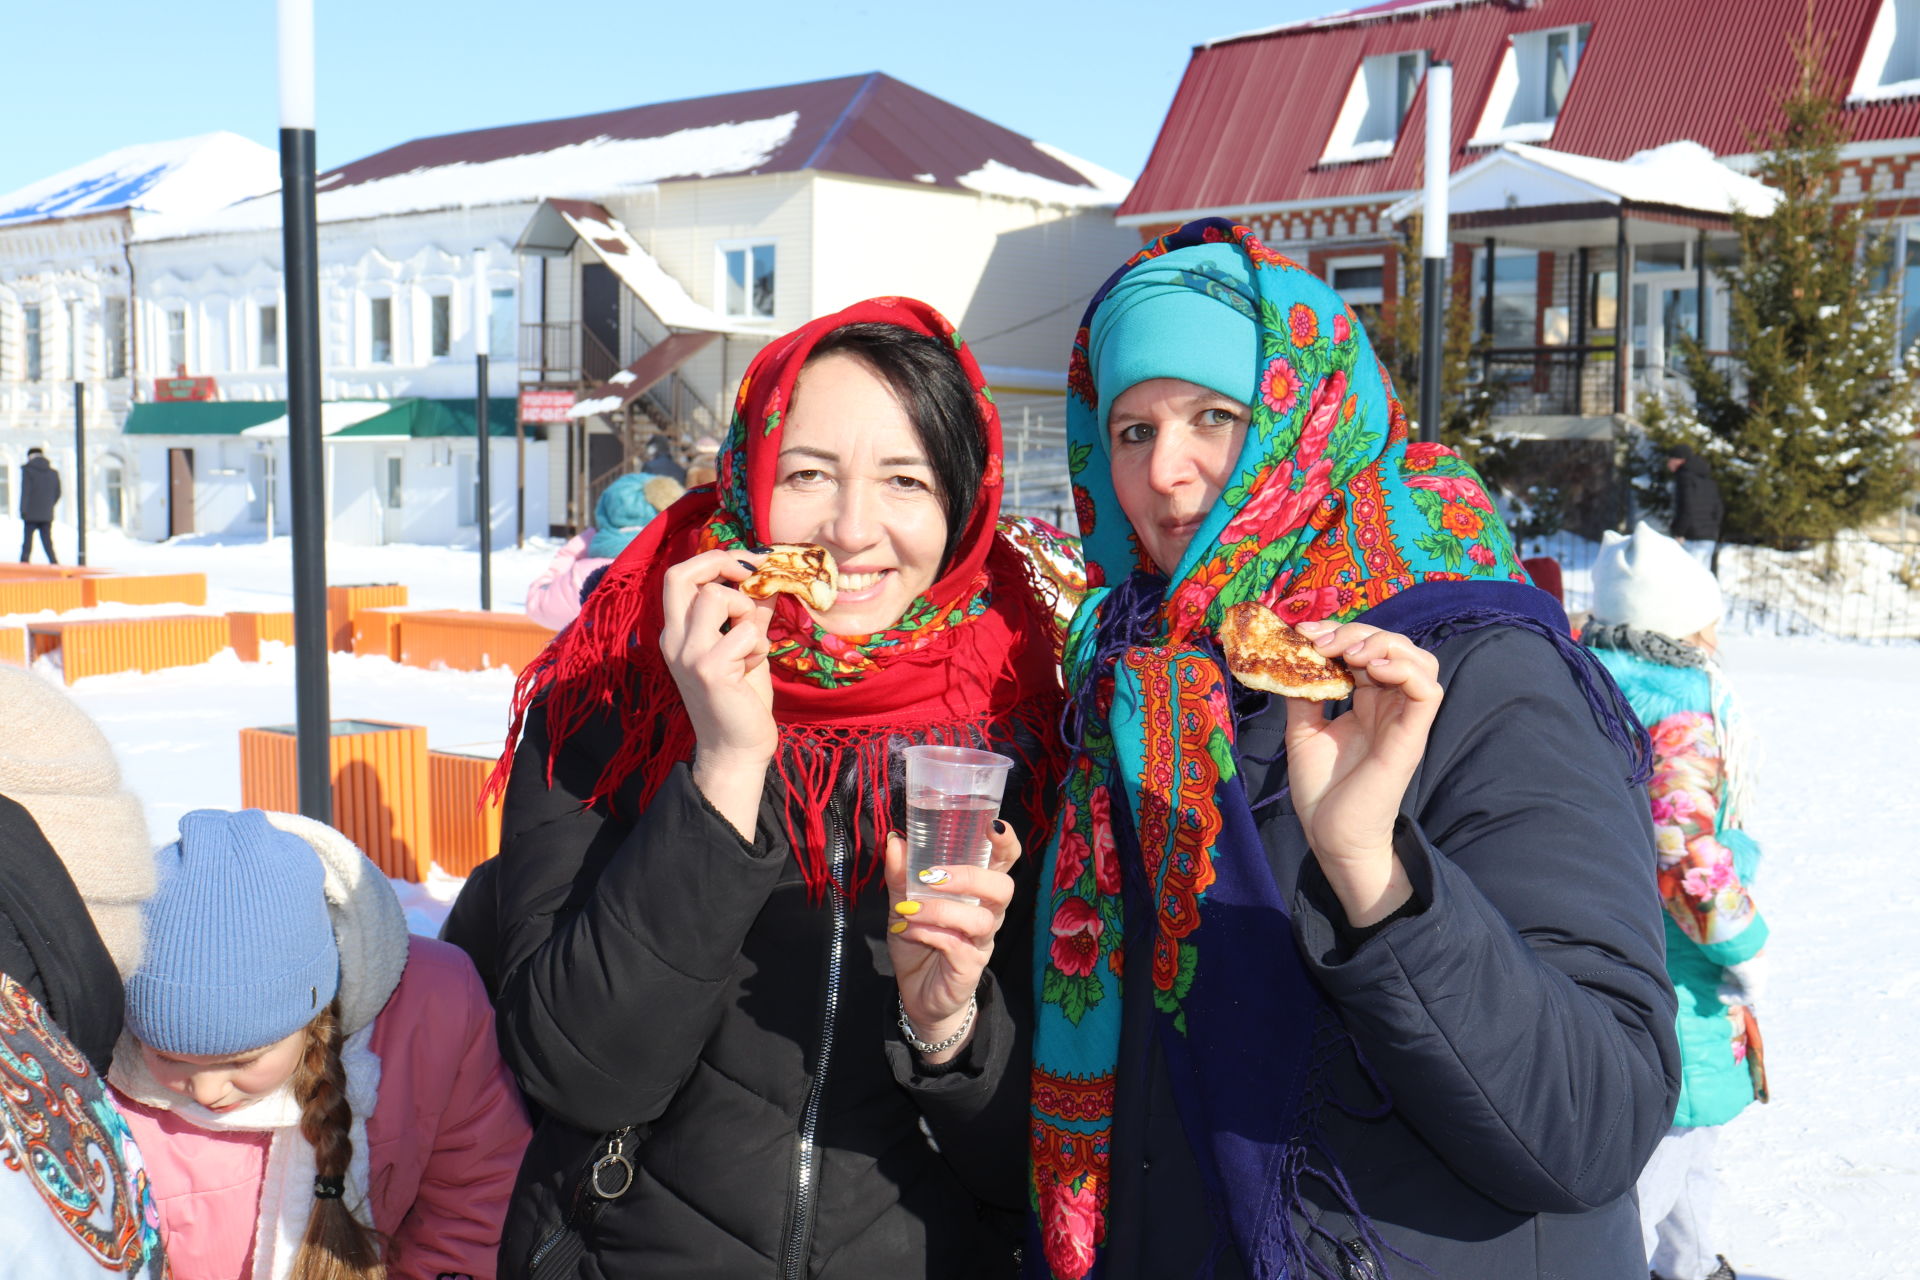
1325 254 1388 308
23 304 44 382
104 297 128 379
256 300 281 369
66 299 84 380
489 287 516 363
165 306 188 374
367 294 395 366
429 292 453 359
1469 24 1589 146
715 239 778 322
1850 0 1920 103
1320 51 1428 164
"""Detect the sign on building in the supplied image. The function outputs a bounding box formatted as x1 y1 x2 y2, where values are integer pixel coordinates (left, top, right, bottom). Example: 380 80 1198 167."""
518 389 576 424
153 376 218 402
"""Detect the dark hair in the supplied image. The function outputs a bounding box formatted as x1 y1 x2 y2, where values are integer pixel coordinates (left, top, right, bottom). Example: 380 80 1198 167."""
26 448 43 458
803 322 986 571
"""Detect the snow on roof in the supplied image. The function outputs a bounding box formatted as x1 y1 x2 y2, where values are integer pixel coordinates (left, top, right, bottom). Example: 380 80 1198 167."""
0 132 280 229
138 114 802 241
1384 140 1782 221
957 142 1133 207
1206 0 1489 46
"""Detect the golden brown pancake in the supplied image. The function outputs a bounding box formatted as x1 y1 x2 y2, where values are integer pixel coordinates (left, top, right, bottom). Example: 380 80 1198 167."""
1219 601 1355 701
741 544 840 612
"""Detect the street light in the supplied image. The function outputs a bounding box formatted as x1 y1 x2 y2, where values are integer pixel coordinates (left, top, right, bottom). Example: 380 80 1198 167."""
1419 60 1453 447
279 0 331 822
473 247 493 611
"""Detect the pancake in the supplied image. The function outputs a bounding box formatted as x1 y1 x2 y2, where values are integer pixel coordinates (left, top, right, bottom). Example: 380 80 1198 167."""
741 544 840 612
1219 601 1355 700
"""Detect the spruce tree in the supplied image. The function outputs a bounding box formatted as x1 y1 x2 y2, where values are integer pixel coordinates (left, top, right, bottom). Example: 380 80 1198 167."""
1652 30 1916 546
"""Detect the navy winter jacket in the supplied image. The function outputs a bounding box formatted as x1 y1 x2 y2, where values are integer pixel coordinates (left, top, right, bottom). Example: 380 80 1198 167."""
19 456 59 523
1102 625 1682 1280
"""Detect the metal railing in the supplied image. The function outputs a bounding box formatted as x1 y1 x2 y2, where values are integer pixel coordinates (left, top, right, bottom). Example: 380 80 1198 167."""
1522 527 1920 643
1479 345 1618 417
517 322 621 385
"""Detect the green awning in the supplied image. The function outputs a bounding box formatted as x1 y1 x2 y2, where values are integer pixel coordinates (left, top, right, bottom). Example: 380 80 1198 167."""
124 400 287 435
123 397 517 439
331 397 519 439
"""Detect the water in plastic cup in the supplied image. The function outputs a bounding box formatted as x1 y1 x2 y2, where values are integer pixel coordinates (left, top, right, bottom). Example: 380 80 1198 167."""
902 745 1014 905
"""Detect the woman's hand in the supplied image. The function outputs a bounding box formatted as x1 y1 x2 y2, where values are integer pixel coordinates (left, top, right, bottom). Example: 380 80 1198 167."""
883 822 1022 1065
660 550 776 837
1283 621 1443 928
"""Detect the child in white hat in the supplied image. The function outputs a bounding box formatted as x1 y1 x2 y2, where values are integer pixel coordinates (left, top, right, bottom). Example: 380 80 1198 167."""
1585 523 1768 1280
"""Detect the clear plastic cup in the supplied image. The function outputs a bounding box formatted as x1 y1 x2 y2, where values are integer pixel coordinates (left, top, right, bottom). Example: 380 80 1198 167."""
901 745 1014 904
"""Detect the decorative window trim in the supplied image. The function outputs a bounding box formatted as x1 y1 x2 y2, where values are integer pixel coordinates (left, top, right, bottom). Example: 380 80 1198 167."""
1320 51 1428 166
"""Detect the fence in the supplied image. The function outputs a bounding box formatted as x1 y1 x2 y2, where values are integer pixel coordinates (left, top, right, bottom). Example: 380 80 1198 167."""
1522 528 1920 643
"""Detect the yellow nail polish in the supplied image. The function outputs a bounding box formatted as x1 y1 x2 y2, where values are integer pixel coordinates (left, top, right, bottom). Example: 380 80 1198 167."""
889 920 909 934
894 900 921 916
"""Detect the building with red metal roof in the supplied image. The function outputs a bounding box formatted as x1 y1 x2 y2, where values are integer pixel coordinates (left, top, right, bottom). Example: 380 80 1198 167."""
1116 0 1920 526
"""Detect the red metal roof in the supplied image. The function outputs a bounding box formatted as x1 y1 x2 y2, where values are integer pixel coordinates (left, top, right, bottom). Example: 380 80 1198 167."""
322 73 1100 198
1122 0 1909 219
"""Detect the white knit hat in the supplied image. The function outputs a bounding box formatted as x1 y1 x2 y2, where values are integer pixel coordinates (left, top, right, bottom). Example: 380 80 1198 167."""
1590 522 1723 639
0 668 155 977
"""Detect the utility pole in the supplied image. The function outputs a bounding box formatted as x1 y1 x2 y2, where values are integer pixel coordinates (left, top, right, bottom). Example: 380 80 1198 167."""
73 382 88 565
1418 60 1453 446
279 0 331 822
474 247 493 611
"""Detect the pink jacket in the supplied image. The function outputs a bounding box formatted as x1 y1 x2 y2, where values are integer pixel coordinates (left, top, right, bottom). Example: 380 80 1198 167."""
523 533 611 630
117 937 531 1280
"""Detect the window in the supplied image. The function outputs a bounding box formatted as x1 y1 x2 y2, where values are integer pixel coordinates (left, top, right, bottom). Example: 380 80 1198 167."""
102 458 126 528
1471 24 1590 144
258 304 279 368
721 244 776 320
1471 248 1540 348
431 294 452 358
489 289 514 362
1327 256 1388 331
105 298 128 378
1321 51 1427 162
1850 0 1920 102
166 308 187 373
67 300 83 379
369 297 393 364
456 451 476 526
24 306 43 381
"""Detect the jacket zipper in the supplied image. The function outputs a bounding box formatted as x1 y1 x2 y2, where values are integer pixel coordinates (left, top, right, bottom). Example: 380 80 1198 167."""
781 788 849 1280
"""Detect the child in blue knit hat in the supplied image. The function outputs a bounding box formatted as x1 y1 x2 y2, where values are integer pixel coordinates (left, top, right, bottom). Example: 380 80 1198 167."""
108 808 529 1280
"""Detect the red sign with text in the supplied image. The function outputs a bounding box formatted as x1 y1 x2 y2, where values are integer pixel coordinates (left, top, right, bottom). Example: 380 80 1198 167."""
153 376 218 402
518 390 576 424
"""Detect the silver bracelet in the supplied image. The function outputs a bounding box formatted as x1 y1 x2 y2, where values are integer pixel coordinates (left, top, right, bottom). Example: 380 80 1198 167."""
897 994 977 1056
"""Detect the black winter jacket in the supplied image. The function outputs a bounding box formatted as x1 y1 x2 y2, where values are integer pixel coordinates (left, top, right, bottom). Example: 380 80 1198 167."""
1669 454 1723 542
456 705 1045 1280
19 455 60 523
1102 626 1681 1280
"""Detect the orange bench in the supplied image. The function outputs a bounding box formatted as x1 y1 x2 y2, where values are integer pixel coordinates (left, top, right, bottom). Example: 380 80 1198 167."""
328 584 409 652
28 614 230 684
0 578 87 616
0 626 24 666
227 611 297 662
239 720 433 882
80 573 208 608
397 611 554 675
351 606 410 661
0 564 108 580
428 745 505 876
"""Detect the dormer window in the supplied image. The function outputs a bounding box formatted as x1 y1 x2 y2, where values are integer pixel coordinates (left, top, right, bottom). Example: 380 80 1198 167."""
1321 50 1428 164
1470 24 1591 146
1850 0 1920 102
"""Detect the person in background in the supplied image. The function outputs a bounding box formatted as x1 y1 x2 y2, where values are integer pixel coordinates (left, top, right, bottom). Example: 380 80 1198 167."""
1666 444 1723 570
1584 523 1769 1280
523 474 684 630
684 434 722 490
20 447 60 564
111 809 529 1280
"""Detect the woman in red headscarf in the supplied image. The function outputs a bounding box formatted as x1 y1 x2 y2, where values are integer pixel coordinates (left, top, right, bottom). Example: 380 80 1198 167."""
453 299 1073 1280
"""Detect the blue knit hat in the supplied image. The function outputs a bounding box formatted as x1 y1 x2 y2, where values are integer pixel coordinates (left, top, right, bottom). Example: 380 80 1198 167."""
125 809 340 1057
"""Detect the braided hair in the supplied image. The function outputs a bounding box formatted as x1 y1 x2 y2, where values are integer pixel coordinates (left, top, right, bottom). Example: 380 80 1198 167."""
288 1001 385 1280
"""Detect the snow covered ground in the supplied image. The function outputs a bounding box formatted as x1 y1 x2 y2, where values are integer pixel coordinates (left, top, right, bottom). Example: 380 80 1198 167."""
11 533 1917 1273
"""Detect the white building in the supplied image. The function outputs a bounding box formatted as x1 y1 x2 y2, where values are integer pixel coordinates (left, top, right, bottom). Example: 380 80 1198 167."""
0 133 278 543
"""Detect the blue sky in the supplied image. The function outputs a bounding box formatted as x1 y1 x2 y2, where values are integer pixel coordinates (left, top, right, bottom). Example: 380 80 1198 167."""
0 1 1331 197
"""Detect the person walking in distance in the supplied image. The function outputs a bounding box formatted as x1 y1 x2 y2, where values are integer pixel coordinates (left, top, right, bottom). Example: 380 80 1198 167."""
19 448 60 564
1666 444 1723 571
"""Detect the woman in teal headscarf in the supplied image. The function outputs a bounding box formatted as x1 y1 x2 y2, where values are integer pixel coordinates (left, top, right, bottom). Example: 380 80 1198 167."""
1027 221 1680 1280
524 472 683 629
